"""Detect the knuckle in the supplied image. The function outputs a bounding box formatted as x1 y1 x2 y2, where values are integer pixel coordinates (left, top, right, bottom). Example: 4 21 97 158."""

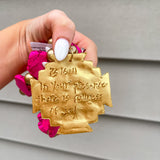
58 17 75 31
51 9 66 16
47 10 75 31
47 10 66 21
67 20 76 31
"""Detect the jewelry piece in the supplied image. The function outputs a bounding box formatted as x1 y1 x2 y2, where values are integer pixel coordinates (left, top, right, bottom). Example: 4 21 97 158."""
31 52 112 134
47 49 55 62
69 46 78 54
15 42 82 137
24 73 33 85
48 38 52 44
81 48 86 53
15 40 112 136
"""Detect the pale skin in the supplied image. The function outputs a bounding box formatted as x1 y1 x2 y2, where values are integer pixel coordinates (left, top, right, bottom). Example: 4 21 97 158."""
0 10 97 89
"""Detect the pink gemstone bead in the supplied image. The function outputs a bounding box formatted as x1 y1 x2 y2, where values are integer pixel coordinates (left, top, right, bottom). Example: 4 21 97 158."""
37 113 60 137
15 75 31 96
27 50 47 79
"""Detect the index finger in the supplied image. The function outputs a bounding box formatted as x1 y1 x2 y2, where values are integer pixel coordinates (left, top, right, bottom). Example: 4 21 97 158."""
73 31 98 67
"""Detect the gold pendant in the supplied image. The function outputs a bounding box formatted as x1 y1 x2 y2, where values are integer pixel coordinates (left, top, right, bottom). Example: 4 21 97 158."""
31 53 112 134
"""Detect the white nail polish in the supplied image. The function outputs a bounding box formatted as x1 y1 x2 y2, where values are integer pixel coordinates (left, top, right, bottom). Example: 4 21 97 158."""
45 46 51 52
42 62 48 67
54 38 69 61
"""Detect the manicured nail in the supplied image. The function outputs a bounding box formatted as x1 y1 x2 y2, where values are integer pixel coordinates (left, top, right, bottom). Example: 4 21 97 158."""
42 62 48 67
54 38 69 61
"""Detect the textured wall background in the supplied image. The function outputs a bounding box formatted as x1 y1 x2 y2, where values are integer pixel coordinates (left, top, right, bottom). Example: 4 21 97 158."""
1 0 160 160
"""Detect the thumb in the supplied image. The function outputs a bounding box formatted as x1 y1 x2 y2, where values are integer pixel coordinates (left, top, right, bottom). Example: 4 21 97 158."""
27 10 76 61
48 10 76 61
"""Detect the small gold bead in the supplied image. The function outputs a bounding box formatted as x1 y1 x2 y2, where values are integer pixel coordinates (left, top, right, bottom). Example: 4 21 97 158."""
69 46 78 54
25 73 33 85
47 49 55 62
19 89 25 95
48 38 52 44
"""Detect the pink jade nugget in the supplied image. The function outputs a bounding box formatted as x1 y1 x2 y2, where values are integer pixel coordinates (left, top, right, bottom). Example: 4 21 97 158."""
15 43 81 137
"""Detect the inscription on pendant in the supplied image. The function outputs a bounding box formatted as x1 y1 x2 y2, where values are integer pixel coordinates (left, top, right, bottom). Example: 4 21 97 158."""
50 67 77 77
50 105 77 120
31 53 112 134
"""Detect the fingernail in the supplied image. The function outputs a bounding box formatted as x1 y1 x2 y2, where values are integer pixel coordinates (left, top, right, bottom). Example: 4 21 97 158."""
42 62 48 67
54 38 69 61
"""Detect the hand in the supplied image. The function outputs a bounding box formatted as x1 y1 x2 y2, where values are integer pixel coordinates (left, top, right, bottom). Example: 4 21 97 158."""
0 10 97 89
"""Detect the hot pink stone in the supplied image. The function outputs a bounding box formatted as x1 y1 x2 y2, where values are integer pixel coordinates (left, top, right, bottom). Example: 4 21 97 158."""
27 50 47 79
37 113 60 137
15 75 31 96
48 126 60 138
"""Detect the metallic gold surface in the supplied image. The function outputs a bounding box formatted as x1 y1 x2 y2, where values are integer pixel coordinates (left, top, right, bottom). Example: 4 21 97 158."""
47 49 55 62
31 53 112 134
25 73 33 85
48 38 52 44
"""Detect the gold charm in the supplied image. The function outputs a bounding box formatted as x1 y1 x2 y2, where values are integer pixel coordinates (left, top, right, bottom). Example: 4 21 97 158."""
25 73 33 85
31 53 112 134
47 49 55 62
48 38 52 44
